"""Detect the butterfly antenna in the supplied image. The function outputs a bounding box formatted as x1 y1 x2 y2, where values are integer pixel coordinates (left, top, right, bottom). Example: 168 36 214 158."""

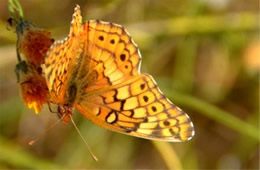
28 115 63 145
69 115 98 161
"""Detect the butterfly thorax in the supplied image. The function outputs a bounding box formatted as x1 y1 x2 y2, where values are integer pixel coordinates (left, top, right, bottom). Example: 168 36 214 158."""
58 104 74 123
57 82 79 123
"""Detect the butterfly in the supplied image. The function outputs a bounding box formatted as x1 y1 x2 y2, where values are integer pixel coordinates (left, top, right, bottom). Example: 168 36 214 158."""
44 5 195 142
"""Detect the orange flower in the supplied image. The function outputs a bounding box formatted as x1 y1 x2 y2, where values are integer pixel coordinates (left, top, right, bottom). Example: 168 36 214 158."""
19 65 49 114
12 20 54 114
17 21 54 67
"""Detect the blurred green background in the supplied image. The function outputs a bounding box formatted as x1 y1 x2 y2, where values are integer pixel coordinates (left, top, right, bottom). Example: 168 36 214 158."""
0 0 259 169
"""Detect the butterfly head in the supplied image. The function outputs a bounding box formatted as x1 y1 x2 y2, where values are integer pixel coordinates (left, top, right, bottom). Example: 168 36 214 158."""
58 104 74 123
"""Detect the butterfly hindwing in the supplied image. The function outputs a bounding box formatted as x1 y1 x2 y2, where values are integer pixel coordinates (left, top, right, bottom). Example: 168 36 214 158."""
76 74 194 142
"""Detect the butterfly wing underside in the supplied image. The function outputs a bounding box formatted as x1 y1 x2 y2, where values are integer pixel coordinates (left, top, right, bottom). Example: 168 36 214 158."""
75 18 195 141
77 74 195 141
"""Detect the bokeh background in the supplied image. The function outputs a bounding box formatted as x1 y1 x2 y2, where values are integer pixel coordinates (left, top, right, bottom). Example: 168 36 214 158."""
0 0 259 169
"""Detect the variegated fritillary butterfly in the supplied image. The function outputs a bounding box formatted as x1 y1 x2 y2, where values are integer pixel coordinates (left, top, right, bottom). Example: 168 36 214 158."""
44 5 195 142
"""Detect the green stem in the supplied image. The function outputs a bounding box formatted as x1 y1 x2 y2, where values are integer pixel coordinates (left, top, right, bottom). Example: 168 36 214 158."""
152 141 182 170
165 90 259 142
8 0 24 23
7 0 25 74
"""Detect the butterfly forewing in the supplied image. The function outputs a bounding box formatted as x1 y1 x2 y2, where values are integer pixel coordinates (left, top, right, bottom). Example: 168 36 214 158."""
44 6 83 104
77 20 141 93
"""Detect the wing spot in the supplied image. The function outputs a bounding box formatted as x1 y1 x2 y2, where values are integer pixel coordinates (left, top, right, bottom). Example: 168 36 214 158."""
120 54 126 61
143 96 149 102
110 39 115 44
140 83 145 90
163 120 170 126
98 35 104 41
152 106 157 112
125 65 128 69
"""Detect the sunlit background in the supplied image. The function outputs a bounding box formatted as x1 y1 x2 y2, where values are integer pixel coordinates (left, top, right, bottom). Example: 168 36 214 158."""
0 0 259 169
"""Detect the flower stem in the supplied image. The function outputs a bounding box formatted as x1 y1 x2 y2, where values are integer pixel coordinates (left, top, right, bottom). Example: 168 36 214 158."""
7 0 26 80
152 141 182 170
8 0 24 23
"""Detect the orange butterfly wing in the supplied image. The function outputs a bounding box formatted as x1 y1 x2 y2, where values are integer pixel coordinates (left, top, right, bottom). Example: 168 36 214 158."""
76 74 195 141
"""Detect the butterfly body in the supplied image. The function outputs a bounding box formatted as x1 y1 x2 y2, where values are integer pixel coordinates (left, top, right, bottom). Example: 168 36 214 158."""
45 5 195 142
57 104 74 123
